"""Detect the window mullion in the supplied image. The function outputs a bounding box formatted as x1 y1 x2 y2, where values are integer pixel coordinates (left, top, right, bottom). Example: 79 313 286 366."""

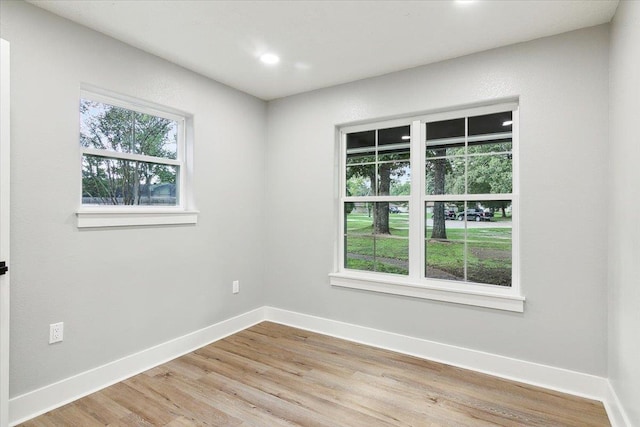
339 132 347 272
511 108 520 295
80 148 181 166
409 120 423 279
373 130 378 273
177 119 186 209
374 130 379 196
344 196 410 203
463 117 469 281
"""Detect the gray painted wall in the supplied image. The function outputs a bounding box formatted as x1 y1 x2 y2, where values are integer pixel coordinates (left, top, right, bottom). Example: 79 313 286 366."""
0 1 267 397
2 0 628 409
265 26 610 376
609 1 640 425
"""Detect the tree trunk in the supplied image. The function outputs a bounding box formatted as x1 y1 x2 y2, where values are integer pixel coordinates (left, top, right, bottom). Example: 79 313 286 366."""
373 203 390 234
133 168 140 205
431 151 447 239
374 163 390 234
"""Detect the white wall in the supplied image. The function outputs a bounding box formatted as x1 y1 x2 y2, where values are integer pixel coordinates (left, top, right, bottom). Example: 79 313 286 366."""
266 26 610 376
0 1 267 397
609 1 640 425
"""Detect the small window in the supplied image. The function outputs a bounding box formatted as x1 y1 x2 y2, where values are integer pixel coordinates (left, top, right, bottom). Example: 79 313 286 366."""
77 89 196 228
332 103 523 312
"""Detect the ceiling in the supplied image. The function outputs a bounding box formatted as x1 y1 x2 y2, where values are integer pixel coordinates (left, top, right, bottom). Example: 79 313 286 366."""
27 0 619 101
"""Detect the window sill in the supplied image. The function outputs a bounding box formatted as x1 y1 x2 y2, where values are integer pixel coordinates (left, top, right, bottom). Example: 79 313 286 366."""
329 272 524 312
76 209 198 228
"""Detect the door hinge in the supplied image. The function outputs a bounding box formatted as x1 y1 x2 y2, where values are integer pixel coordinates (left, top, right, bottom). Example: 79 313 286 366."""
0 261 7 276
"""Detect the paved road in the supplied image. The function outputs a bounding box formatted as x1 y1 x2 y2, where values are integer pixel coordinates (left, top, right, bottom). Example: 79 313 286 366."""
425 219 512 229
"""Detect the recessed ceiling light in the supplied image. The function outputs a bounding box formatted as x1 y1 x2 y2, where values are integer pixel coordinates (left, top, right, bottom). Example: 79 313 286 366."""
455 0 477 5
502 120 513 126
260 53 280 65
401 135 411 140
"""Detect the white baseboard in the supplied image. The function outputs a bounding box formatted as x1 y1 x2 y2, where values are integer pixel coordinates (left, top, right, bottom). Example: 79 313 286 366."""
9 305 629 426
8 307 265 426
604 382 633 427
264 307 610 403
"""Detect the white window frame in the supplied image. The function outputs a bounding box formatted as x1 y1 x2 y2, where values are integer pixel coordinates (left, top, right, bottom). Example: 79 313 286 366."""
330 102 524 312
76 87 198 228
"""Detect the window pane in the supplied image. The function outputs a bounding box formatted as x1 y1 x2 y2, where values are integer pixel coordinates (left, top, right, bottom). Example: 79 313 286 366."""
425 201 465 281
134 112 178 159
346 130 375 164
467 140 512 155
468 111 512 136
344 202 408 275
347 129 375 149
82 155 178 206
426 118 465 157
426 118 465 140
80 100 134 153
81 99 178 160
467 154 512 194
455 202 489 222
466 200 512 286
346 153 376 165
346 164 374 196
426 145 465 159
346 126 411 195
344 202 374 271
135 161 178 206
379 161 410 196
426 156 464 195
379 125 410 161
425 200 513 287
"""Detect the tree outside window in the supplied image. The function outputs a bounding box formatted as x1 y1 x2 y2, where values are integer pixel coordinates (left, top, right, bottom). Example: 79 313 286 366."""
80 95 183 206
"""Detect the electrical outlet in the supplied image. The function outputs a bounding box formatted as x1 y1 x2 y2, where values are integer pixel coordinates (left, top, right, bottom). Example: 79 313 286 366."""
49 322 63 344
232 280 239 294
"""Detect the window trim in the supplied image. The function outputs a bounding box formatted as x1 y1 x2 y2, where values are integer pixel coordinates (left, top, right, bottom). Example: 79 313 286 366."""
332 102 523 312
76 87 197 228
76 208 198 228
329 271 525 312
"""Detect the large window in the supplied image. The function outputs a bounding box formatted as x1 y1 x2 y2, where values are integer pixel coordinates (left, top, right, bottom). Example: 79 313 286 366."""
77 89 196 228
333 103 522 312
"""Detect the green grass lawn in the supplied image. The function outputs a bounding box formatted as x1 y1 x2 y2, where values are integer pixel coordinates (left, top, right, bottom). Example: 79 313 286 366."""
346 213 409 237
345 213 511 285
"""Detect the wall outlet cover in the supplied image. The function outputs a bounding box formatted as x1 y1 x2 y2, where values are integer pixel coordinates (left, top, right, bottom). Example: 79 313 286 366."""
49 322 63 344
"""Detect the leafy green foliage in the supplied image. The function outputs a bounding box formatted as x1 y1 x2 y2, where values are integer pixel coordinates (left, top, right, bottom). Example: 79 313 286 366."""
80 100 178 205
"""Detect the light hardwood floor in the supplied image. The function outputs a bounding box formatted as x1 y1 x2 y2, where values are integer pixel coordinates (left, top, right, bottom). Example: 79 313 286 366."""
21 322 610 426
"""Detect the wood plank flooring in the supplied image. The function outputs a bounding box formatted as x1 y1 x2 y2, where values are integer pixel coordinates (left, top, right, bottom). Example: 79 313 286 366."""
21 322 610 426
